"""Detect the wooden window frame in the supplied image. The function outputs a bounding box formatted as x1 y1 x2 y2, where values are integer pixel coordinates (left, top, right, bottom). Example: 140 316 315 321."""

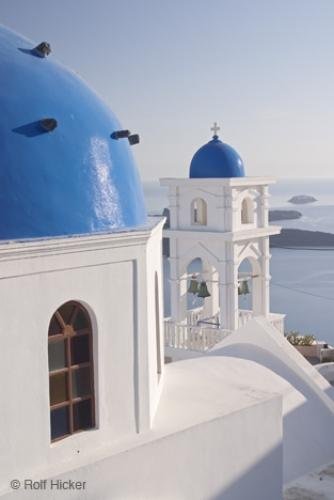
48 301 95 442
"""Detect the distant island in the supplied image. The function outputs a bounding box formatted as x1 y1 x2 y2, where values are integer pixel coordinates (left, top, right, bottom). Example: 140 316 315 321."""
288 195 317 205
269 210 302 222
270 228 334 248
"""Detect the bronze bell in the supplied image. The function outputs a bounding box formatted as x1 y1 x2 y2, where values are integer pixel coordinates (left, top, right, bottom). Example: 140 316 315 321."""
238 280 250 295
197 281 211 298
187 276 199 294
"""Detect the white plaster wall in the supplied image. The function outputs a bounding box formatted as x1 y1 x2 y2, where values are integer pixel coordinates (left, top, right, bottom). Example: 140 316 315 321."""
0 357 283 500
145 221 165 423
236 187 259 230
210 317 334 483
177 185 225 231
0 222 164 491
161 178 273 234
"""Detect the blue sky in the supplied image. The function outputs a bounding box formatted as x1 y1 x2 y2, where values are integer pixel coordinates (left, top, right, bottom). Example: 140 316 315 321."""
2 0 334 180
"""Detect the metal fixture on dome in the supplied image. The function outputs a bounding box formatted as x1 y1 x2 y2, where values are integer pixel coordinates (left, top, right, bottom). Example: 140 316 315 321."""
40 118 58 132
187 275 199 294
111 130 140 146
111 130 130 140
128 134 140 145
33 42 51 58
197 281 211 299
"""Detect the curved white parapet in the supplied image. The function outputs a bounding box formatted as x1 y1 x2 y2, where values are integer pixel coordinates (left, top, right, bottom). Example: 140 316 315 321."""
209 317 334 484
315 362 334 388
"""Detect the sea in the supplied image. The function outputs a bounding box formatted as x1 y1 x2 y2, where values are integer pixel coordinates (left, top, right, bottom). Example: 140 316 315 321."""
143 178 334 344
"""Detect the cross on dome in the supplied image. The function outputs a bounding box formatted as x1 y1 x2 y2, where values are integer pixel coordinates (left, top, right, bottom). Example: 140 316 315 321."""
210 122 220 138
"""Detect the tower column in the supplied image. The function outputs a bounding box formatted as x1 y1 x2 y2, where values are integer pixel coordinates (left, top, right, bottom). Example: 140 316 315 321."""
251 237 270 317
169 260 181 322
218 244 239 331
167 186 179 229
258 185 269 227
260 237 271 317
169 237 188 324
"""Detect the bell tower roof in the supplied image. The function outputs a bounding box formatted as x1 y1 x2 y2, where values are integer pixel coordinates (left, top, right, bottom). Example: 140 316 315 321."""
189 123 245 179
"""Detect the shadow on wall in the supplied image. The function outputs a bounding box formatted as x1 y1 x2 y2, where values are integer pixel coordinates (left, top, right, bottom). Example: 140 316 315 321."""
163 258 171 317
209 443 282 500
18 47 41 57
0 415 283 500
315 363 334 401
324 381 334 401
12 121 49 137
218 343 334 483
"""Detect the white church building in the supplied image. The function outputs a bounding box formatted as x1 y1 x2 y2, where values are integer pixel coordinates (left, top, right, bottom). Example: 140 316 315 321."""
1 25 334 500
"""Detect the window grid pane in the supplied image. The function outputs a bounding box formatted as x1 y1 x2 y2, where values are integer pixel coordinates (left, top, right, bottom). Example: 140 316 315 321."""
71 335 90 365
48 340 67 372
49 316 62 336
58 303 75 325
49 372 68 405
73 399 93 431
71 366 92 398
51 406 70 440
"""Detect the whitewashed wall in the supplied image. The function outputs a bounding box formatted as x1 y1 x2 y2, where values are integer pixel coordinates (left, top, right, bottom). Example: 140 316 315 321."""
0 220 164 491
0 357 283 500
211 317 334 483
162 177 273 233
145 221 165 423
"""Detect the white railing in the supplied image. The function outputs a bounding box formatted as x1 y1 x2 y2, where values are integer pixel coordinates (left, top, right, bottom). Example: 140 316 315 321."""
268 312 285 334
238 309 285 334
187 306 203 326
164 309 285 352
187 307 221 328
186 307 285 333
164 320 231 352
238 309 253 328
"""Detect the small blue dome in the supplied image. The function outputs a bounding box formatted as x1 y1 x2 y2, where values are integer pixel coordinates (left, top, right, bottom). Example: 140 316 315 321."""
0 25 147 240
189 135 245 179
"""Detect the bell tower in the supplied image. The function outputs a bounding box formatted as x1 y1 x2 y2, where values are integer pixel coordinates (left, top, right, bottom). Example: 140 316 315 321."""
160 125 282 332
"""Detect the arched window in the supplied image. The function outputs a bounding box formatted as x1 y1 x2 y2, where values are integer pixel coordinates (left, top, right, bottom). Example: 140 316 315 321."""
48 301 95 442
191 198 207 225
241 197 254 224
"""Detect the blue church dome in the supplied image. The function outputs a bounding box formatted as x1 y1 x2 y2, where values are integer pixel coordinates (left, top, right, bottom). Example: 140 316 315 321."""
189 127 245 179
0 25 147 240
